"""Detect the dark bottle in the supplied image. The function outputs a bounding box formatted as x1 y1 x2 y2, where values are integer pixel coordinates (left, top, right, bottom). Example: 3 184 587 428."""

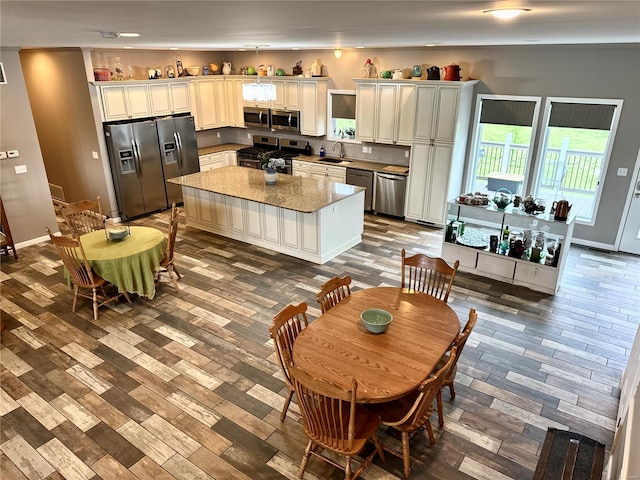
304 142 312 156
319 145 326 157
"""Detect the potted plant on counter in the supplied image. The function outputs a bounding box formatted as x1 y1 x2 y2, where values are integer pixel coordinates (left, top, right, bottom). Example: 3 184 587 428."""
261 154 286 185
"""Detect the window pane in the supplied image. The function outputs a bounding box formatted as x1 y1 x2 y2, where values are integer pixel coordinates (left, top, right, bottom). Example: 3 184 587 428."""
467 96 540 196
535 126 611 221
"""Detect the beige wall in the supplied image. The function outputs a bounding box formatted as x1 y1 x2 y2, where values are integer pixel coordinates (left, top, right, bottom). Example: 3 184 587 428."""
9 43 640 247
0 48 58 244
21 48 111 205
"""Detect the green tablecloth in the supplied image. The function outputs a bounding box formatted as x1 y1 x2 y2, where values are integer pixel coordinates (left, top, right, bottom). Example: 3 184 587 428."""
78 226 167 300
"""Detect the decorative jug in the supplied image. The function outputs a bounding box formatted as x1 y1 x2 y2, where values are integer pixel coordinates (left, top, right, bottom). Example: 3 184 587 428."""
426 66 441 80
411 65 423 79
552 200 572 221
222 62 232 75
443 64 461 81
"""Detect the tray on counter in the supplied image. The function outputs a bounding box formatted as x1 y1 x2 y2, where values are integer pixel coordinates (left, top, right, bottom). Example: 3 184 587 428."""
455 228 488 249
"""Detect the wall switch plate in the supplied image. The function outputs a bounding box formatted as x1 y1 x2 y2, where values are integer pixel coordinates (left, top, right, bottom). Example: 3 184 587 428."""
405 151 409 158
368 147 372 153
362 146 368 153
7 150 19 158
92 151 99 159
617 167 628 176
247 133 251 139
0 152 7 160
217 132 221 138
15 165 27 174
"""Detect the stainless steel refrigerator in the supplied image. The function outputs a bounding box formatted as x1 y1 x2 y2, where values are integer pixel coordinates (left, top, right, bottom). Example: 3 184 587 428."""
105 116 199 220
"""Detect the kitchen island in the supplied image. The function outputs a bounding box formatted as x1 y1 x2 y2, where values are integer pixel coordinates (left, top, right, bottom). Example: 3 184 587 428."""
168 166 365 264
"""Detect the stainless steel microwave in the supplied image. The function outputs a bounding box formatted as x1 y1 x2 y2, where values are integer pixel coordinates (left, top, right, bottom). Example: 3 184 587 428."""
270 109 300 133
243 107 271 129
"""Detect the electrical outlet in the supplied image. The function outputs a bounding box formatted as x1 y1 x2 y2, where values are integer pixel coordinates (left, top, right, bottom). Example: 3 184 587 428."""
92 151 99 159
0 152 7 160
362 146 368 153
247 133 252 139
14 165 27 174
217 132 221 138
404 151 409 158
617 167 628 176
368 147 372 154
7 150 19 158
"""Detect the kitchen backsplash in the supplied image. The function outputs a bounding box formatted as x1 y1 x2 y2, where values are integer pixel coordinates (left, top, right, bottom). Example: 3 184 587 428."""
196 127 411 167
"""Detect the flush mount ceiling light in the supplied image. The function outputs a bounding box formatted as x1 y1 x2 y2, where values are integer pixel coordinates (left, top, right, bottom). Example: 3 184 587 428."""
334 48 342 59
483 8 531 19
100 31 140 38
242 46 277 102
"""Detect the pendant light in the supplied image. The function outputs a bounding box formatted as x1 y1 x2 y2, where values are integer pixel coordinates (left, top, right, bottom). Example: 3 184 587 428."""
242 46 277 102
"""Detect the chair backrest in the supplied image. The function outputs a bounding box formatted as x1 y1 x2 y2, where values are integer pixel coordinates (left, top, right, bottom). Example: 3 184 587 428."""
61 196 105 238
401 249 459 302
288 360 358 453
394 346 458 431
46 226 97 288
316 275 352 314
164 203 180 263
443 309 477 384
269 302 309 389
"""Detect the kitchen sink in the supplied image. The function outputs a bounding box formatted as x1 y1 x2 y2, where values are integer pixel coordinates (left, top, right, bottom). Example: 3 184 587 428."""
319 158 348 164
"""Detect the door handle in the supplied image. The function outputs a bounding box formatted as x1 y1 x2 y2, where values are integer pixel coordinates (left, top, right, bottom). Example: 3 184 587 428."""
175 132 183 170
133 140 142 178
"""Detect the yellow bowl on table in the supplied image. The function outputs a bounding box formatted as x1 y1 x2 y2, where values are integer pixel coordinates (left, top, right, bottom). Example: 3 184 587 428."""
360 309 393 334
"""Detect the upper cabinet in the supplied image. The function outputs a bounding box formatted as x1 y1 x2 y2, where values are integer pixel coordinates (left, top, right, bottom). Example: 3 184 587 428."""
299 78 328 136
271 79 300 110
98 80 191 122
413 84 462 143
354 80 416 146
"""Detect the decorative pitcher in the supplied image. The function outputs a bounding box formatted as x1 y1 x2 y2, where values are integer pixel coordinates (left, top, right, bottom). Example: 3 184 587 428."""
443 64 461 81
222 62 232 75
426 66 441 80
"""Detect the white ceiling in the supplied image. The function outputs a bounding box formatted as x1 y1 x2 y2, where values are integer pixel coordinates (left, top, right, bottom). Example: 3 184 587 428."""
1 1 639 51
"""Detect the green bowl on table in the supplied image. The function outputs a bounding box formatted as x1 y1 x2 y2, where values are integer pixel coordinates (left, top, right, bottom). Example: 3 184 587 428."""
360 309 393 334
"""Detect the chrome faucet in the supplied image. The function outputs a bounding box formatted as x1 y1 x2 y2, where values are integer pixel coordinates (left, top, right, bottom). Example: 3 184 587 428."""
332 141 345 159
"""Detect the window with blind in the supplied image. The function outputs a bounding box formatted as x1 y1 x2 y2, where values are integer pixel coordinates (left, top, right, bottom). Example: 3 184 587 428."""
532 97 623 224
327 90 358 143
466 95 542 195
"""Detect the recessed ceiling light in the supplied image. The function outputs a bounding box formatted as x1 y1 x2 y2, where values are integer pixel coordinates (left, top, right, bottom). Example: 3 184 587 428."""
169 47 179 51
483 8 531 19
118 32 140 38
238 48 247 51
291 47 300 50
123 46 133 49
356 46 365 49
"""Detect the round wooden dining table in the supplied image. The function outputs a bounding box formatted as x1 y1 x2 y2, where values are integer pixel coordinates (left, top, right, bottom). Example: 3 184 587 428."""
292 287 461 403
79 226 166 300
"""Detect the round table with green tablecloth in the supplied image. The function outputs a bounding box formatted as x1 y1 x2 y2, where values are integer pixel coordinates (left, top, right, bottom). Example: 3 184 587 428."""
79 226 166 300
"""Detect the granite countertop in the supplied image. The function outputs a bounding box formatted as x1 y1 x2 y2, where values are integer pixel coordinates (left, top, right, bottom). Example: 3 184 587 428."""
198 143 248 156
292 155 409 175
168 166 364 213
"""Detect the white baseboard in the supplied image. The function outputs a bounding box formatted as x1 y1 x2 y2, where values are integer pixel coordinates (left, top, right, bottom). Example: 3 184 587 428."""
16 234 51 250
570 237 616 251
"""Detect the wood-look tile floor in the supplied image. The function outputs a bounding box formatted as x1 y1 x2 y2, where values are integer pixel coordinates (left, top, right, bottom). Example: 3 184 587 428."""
1 211 638 480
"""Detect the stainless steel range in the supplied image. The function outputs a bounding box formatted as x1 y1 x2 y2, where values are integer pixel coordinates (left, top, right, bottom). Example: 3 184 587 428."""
237 135 307 175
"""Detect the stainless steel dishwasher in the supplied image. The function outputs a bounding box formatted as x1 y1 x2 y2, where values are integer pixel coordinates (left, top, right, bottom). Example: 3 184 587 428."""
375 172 407 217
346 168 374 211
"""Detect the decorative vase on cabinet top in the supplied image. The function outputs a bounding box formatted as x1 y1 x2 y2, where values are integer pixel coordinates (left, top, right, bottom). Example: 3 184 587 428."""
222 62 232 75
412 65 422 79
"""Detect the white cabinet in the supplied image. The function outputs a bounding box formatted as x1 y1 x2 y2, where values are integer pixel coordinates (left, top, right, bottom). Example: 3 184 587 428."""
149 82 191 115
440 201 575 294
404 80 477 226
294 161 345 183
405 142 453 224
224 78 245 127
99 81 191 121
190 78 226 130
199 151 237 171
355 81 416 146
299 78 328 136
100 83 151 121
271 79 300 110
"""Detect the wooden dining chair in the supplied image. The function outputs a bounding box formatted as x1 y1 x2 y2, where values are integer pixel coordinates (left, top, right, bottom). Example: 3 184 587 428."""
401 249 459 302
316 275 352 313
61 196 105 238
436 308 478 427
369 346 458 478
155 203 181 291
46 226 127 320
269 302 309 422
287 356 385 480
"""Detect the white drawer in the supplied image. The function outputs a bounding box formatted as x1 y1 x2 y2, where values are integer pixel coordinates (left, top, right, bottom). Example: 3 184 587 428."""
477 253 516 281
442 242 477 269
514 261 559 290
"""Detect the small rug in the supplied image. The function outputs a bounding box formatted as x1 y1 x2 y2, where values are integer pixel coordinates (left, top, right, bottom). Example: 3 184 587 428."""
533 428 605 480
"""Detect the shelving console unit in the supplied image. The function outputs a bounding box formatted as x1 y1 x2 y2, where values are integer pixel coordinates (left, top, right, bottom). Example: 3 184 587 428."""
441 201 575 294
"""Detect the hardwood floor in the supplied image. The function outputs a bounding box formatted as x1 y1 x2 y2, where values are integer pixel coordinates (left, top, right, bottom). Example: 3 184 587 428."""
1 211 638 480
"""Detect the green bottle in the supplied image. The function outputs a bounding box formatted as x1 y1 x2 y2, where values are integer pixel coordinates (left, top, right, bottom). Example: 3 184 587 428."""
502 225 510 242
